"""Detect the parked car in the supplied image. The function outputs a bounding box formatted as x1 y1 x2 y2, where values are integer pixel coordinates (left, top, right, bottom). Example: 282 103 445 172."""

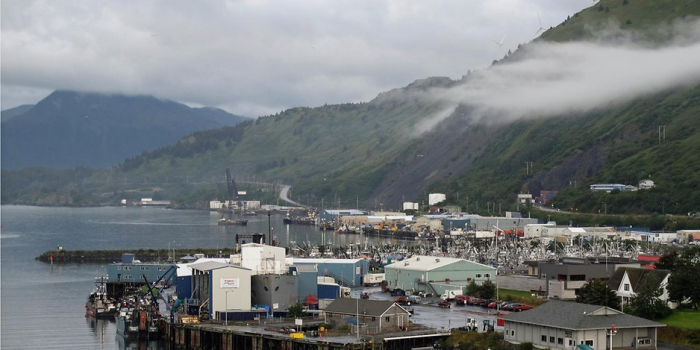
395 296 408 305
513 304 533 312
468 297 484 306
477 299 492 307
407 295 422 305
455 295 468 306
391 289 406 297
438 300 451 308
501 303 517 311
487 300 501 308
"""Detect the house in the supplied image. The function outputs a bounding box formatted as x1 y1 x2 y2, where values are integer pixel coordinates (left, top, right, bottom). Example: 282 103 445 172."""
323 298 410 332
608 268 675 309
638 180 655 190
502 300 665 350
518 193 534 205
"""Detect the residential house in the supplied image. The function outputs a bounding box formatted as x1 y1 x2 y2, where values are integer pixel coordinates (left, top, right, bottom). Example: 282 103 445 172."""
608 268 675 310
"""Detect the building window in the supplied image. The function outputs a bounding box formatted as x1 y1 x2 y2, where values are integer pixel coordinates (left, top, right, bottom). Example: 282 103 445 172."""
484 274 491 278
550 336 555 343
558 338 564 345
476 274 482 278
541 335 547 342
386 317 390 322
569 340 573 346
570 275 586 281
585 340 594 346
511 330 515 336
117 266 122 270
624 284 630 291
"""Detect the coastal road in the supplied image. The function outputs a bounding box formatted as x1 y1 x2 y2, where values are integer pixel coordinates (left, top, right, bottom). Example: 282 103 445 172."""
279 185 307 208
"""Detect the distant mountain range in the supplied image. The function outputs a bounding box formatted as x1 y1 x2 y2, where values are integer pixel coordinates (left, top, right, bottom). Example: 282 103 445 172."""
1 91 248 169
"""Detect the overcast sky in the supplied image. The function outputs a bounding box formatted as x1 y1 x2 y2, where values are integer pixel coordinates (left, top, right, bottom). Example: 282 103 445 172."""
1 0 594 117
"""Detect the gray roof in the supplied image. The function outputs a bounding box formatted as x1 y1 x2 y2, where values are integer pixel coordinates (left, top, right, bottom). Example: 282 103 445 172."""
501 300 664 330
189 261 250 272
324 299 409 318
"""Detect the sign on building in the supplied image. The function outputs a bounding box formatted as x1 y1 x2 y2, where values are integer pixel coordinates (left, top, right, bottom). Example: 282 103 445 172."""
221 278 240 288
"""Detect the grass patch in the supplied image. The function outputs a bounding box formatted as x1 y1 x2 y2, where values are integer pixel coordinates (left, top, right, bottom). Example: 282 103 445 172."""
498 289 533 299
498 289 548 307
660 310 700 330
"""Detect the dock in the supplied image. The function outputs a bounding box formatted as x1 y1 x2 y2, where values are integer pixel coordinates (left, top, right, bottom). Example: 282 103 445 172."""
162 319 449 350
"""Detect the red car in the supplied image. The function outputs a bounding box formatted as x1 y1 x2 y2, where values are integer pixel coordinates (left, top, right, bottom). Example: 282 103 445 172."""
455 295 468 306
513 304 533 312
395 296 408 305
438 300 451 308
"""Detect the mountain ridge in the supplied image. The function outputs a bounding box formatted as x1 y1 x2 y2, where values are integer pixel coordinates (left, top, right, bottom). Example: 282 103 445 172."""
1 90 248 170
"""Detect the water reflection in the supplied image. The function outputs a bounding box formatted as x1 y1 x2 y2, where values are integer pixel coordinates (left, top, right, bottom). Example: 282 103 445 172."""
86 317 114 345
115 335 161 350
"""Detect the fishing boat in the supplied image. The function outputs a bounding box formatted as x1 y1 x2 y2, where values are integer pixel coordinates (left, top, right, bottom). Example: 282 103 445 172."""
115 300 161 340
218 217 248 226
85 276 118 318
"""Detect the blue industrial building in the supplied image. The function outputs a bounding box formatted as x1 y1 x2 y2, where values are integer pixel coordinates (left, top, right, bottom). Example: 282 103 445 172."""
290 258 368 287
292 265 319 302
317 209 370 222
106 253 176 285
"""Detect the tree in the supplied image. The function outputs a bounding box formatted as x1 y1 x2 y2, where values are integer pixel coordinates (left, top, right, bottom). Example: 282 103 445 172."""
629 273 672 319
576 278 621 310
466 280 479 296
664 247 700 309
656 250 680 271
287 302 305 318
478 280 496 299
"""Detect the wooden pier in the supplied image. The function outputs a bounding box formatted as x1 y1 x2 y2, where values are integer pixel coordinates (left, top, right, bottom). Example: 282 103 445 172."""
162 321 448 350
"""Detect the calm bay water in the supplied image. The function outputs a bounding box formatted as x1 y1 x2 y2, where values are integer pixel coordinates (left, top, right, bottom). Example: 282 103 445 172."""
0 205 382 349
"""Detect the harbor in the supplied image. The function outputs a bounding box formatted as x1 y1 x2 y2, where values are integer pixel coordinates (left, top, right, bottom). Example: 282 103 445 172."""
3 204 697 349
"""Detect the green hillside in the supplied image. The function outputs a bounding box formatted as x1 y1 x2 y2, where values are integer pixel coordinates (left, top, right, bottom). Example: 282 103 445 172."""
540 0 700 43
3 0 700 219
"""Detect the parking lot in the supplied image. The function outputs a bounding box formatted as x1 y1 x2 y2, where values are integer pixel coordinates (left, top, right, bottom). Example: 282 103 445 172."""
350 287 504 331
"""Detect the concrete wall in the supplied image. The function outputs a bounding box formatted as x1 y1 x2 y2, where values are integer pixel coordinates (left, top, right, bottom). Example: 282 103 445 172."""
241 244 286 274
497 275 546 293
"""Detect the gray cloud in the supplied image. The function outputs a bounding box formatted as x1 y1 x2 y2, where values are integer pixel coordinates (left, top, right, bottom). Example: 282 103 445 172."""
1 0 592 117
411 18 700 134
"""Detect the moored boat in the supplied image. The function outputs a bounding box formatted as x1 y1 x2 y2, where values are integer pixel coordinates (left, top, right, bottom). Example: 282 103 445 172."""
218 217 248 226
85 276 118 318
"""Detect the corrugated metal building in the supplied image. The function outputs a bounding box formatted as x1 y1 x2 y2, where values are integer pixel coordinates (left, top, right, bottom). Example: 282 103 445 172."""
384 256 495 295
293 265 318 302
189 261 252 320
107 253 176 285
289 258 368 287
251 274 298 316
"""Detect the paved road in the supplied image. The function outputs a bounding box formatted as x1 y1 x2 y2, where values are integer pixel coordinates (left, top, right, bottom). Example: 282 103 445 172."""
279 185 306 208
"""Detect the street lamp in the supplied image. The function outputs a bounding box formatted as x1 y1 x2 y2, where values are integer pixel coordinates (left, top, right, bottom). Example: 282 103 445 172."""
225 290 233 326
267 210 272 246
